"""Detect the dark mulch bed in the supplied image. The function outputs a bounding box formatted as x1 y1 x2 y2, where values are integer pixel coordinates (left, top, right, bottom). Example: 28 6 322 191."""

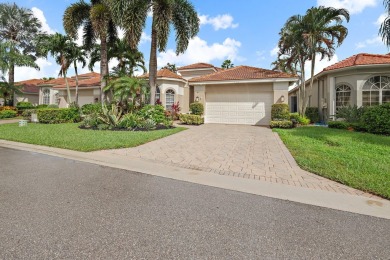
79 124 175 132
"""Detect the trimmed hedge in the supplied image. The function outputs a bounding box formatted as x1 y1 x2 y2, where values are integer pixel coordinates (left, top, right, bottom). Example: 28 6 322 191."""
361 103 390 135
0 106 17 111
37 108 81 124
305 107 320 123
81 103 102 115
0 110 17 119
189 102 204 116
179 114 204 125
16 102 33 110
137 105 166 124
290 113 310 125
271 104 290 120
328 121 349 129
270 120 293 129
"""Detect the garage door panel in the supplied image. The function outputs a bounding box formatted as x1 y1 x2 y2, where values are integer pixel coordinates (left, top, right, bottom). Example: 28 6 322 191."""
205 87 272 125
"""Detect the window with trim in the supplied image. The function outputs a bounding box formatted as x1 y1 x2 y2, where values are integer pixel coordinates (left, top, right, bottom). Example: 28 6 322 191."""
363 76 390 106
165 89 175 110
42 89 50 105
335 84 351 110
155 86 160 104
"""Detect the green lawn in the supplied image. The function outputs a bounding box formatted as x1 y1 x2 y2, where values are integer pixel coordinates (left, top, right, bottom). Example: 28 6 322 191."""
274 127 390 199
0 123 186 152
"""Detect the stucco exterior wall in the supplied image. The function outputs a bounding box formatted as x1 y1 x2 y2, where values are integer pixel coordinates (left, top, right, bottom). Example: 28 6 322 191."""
157 79 188 112
57 88 99 108
15 94 39 105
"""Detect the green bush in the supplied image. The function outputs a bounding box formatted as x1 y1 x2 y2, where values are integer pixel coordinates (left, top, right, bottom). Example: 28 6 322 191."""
270 120 293 129
335 105 366 123
16 102 33 110
361 103 390 135
137 105 165 124
35 104 48 109
37 108 81 124
189 102 204 116
328 121 349 129
305 107 320 123
81 103 102 115
118 113 142 129
22 109 37 120
271 104 290 120
179 114 204 125
0 106 16 111
0 110 17 119
80 114 100 128
289 113 310 125
47 104 59 109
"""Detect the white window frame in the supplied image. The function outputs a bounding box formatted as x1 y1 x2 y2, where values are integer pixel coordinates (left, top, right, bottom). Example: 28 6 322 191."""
42 89 50 105
335 84 352 110
165 89 175 110
363 76 390 106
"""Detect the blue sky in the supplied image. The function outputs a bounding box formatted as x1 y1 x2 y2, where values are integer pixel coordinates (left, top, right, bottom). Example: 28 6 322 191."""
8 0 390 81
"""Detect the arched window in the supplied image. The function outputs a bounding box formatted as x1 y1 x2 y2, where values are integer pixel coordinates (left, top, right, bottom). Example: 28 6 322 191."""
335 84 351 110
165 89 175 110
155 86 161 104
363 76 390 106
42 89 50 105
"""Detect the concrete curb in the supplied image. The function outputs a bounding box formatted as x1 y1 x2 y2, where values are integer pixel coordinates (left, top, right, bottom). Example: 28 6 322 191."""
1 139 389 220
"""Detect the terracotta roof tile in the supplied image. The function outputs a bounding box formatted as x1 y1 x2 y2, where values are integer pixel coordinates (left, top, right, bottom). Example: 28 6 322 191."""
178 63 216 70
53 76 100 89
189 66 297 82
15 79 44 94
140 69 184 80
324 53 390 71
71 72 100 79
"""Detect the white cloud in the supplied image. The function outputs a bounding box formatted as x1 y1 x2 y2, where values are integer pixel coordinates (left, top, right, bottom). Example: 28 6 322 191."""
199 14 239 30
140 32 151 45
375 13 387 27
356 36 383 49
31 7 55 34
304 54 339 79
317 0 376 14
13 58 54 81
270 46 279 57
157 36 242 67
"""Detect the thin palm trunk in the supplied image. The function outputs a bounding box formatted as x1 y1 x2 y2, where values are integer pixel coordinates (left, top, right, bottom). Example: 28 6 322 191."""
298 57 306 115
64 71 72 105
305 52 316 115
74 61 79 105
149 21 157 105
8 63 14 105
100 37 108 105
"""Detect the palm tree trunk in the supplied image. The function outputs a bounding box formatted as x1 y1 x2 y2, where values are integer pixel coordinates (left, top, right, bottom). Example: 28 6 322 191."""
8 63 14 106
149 18 158 105
100 37 108 105
304 53 316 115
64 71 72 106
298 57 306 116
74 61 79 106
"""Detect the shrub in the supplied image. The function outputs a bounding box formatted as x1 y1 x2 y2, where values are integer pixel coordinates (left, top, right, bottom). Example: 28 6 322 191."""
139 119 157 131
47 104 59 109
81 103 102 115
328 121 349 129
170 102 181 120
0 106 17 111
35 104 48 109
361 103 390 135
305 107 320 123
22 109 37 120
335 105 366 123
137 105 165 124
0 110 17 119
271 104 290 120
179 114 204 125
118 113 143 129
270 120 293 129
80 114 100 128
289 113 310 125
16 102 33 111
98 105 123 128
37 108 81 124
189 102 204 116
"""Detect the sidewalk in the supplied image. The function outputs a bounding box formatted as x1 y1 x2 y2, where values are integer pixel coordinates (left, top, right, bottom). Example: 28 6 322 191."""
1 139 389 220
0 119 21 125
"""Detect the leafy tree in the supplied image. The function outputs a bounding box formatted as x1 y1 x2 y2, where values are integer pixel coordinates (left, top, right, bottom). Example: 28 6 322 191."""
380 1 390 46
275 6 349 115
63 0 117 104
161 63 177 73
68 42 88 105
104 0 200 105
39 33 74 104
0 76 21 106
89 39 147 77
0 3 43 103
221 59 234 69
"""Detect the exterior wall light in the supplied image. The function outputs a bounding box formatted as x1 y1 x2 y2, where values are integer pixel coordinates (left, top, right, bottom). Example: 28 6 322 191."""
195 96 200 102
281 95 285 103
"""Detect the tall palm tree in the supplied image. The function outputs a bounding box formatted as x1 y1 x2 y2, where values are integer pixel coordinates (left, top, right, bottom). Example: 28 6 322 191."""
104 0 200 105
63 0 117 104
39 33 74 104
302 6 349 112
0 3 42 103
68 42 88 106
88 39 147 77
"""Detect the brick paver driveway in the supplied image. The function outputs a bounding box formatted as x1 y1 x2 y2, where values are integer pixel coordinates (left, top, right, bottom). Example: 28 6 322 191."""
95 124 377 198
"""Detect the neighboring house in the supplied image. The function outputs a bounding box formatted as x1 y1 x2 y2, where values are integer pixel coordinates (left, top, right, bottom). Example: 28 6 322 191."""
289 53 390 121
14 79 43 105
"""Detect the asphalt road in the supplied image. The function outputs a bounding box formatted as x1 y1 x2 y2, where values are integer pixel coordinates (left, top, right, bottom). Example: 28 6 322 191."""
0 147 389 259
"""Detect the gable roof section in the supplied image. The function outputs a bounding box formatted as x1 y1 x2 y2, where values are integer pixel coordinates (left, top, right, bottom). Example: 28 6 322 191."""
324 53 390 72
140 69 184 80
53 74 101 89
15 79 45 94
178 63 216 71
189 66 297 83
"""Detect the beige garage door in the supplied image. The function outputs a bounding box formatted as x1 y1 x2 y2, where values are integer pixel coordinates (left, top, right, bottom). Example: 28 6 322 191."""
205 85 273 125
